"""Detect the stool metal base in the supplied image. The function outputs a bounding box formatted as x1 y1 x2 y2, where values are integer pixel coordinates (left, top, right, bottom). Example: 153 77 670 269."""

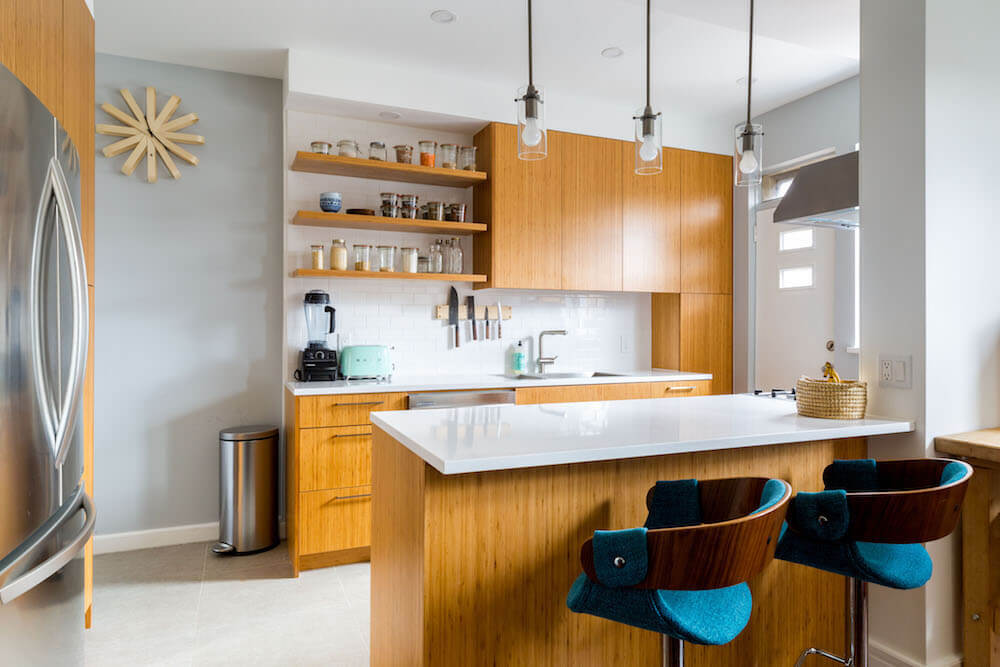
794 578 868 667
662 635 683 667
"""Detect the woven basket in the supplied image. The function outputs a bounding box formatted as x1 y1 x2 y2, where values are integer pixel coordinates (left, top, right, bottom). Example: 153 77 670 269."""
796 376 868 419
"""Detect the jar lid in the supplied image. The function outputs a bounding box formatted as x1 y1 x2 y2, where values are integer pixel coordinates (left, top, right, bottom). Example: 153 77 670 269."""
401 247 417 251
376 245 394 249
332 238 345 243
310 244 324 249
419 139 436 144
394 144 413 149
441 143 457 148
353 243 371 248
370 141 385 148
304 290 330 304
338 139 358 145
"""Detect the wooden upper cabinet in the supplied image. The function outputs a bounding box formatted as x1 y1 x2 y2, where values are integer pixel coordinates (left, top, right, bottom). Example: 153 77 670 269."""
473 123 562 290
622 144 681 292
680 151 733 294
558 132 622 291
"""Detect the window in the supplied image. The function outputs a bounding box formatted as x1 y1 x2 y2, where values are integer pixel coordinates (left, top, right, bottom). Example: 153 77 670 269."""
779 228 814 251
779 266 814 290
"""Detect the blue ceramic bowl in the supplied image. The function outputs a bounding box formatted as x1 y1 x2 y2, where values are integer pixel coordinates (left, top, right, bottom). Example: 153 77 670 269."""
319 192 342 213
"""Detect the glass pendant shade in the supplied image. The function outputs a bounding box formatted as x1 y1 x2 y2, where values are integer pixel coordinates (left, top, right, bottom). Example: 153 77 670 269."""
634 108 662 175
516 85 547 160
734 121 763 187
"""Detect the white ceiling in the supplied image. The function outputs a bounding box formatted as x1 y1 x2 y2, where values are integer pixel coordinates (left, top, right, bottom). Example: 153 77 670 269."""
96 0 858 122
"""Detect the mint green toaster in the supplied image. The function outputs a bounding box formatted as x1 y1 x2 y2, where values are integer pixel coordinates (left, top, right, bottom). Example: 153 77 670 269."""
339 345 393 381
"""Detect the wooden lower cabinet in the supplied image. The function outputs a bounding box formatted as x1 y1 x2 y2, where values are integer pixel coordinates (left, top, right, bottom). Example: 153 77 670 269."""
652 293 733 395
287 380 712 573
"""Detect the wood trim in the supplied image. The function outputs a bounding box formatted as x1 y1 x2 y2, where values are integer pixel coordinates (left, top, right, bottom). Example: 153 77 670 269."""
581 478 791 590
290 151 486 187
284 389 300 577
299 547 370 571
292 210 486 235
292 268 488 283
472 124 495 288
960 465 1000 664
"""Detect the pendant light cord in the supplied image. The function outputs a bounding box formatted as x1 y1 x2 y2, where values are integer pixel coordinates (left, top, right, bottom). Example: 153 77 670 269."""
528 0 534 87
745 0 754 124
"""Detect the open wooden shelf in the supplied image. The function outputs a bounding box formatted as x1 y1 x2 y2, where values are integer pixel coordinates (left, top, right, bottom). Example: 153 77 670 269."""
290 151 487 187
292 210 486 235
293 269 488 283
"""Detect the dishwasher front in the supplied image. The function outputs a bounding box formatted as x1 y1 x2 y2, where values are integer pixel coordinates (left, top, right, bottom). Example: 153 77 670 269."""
407 389 516 410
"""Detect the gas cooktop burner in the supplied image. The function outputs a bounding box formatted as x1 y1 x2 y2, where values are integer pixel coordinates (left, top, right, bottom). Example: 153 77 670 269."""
754 388 797 400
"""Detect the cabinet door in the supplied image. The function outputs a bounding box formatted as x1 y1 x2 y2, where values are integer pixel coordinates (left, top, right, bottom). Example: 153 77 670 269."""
681 294 733 395
560 133 622 291
622 144 681 292
680 151 733 294
299 486 372 555
299 425 373 492
477 123 562 289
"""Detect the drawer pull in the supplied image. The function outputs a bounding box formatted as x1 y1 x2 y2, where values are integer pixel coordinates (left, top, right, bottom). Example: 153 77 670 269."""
330 401 383 407
665 386 696 392
329 432 372 439
331 493 372 501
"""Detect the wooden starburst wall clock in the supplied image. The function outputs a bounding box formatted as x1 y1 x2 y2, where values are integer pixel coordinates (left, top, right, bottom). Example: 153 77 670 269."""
96 87 204 183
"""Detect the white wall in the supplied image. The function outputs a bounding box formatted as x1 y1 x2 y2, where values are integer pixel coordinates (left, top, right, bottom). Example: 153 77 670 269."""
94 55 283 536
284 111 651 380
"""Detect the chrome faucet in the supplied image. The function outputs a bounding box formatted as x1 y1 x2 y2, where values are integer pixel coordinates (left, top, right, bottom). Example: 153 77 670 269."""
537 330 567 373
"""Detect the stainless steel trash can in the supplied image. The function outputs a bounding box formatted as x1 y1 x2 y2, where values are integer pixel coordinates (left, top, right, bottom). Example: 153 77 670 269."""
212 425 279 555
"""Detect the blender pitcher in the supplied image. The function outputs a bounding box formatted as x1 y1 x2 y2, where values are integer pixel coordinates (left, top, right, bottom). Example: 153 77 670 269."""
304 290 335 348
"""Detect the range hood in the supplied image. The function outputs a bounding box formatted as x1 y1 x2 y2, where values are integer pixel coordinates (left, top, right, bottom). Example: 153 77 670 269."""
773 151 858 229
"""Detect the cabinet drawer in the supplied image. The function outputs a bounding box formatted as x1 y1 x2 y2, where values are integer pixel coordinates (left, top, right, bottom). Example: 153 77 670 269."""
297 392 406 428
648 380 711 398
299 486 372 555
299 426 371 492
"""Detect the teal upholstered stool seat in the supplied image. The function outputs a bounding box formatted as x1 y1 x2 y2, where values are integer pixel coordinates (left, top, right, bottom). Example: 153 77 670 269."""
775 457 972 667
567 477 791 665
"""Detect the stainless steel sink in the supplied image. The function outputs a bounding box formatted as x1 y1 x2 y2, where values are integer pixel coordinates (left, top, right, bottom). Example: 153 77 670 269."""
515 371 628 380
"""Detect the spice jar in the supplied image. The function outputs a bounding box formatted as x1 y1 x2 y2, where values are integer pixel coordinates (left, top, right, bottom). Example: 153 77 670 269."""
353 244 371 271
310 141 332 154
380 192 399 218
399 194 419 220
418 140 437 167
337 139 359 157
369 141 387 161
459 145 478 171
330 239 348 271
401 247 419 273
376 245 396 272
446 203 467 222
394 144 413 163
440 143 458 169
310 244 326 270
417 255 430 273
426 201 445 221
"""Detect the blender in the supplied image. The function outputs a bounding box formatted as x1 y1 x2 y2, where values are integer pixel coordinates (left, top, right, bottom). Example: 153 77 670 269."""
295 290 338 381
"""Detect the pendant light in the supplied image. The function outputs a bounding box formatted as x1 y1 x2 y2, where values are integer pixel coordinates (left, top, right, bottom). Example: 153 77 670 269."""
515 0 546 160
633 0 662 175
735 0 763 187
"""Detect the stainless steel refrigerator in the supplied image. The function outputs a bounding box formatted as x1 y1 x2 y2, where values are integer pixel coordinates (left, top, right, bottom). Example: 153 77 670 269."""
0 63 95 662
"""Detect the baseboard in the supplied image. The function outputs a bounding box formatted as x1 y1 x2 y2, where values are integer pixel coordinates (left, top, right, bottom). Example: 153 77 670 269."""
94 520 287 555
870 640 962 667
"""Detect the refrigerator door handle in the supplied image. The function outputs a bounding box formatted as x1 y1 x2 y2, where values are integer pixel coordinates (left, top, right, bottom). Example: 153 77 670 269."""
0 485 95 604
29 156 88 469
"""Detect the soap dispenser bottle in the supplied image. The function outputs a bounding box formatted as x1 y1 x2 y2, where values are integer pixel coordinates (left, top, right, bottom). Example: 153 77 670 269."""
511 340 527 376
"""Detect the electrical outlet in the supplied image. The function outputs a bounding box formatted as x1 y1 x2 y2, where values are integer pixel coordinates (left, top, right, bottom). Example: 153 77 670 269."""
878 354 912 389
620 335 631 354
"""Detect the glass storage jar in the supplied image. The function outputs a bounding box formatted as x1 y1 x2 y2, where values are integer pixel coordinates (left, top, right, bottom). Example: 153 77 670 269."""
418 140 437 167
353 244 371 271
394 144 413 163
417 255 430 273
446 203 467 222
337 139 359 157
426 201 445 221
399 194 419 220
401 247 419 273
380 192 399 218
440 143 458 169
330 239 348 271
376 245 396 272
459 145 478 171
310 244 326 270
369 141 387 161
429 241 444 273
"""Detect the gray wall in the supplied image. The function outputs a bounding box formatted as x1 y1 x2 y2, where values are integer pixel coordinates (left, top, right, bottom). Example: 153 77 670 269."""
733 76 859 391
94 54 283 535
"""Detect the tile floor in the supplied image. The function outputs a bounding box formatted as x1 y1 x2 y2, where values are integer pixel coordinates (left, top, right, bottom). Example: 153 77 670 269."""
85 541 369 666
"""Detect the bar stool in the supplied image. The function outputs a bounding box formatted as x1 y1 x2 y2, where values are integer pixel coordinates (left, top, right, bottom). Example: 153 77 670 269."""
566 476 792 666
776 457 973 667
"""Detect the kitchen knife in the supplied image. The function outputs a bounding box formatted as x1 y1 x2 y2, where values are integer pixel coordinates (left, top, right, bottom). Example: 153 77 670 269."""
448 287 460 348
467 295 477 341
497 299 502 339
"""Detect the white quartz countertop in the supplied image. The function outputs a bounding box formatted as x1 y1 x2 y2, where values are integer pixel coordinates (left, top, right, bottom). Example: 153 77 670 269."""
286 369 711 396
370 394 915 474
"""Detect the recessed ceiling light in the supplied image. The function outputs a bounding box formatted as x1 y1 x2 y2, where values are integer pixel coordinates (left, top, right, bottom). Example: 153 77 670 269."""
601 47 624 58
430 9 456 23
378 111 402 120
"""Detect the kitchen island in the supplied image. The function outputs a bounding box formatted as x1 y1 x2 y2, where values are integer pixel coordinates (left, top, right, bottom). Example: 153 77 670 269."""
370 394 913 666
